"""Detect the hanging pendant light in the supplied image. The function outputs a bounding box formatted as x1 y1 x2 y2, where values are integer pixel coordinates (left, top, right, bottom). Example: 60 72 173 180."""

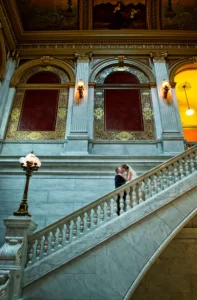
178 82 194 116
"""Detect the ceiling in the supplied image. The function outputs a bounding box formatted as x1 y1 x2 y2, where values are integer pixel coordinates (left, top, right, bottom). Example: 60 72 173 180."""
14 0 79 31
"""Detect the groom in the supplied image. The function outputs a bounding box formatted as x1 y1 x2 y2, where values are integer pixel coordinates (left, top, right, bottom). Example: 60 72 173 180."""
115 167 126 215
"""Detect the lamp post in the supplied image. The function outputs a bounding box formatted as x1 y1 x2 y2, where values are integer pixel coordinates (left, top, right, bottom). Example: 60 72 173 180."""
13 152 41 217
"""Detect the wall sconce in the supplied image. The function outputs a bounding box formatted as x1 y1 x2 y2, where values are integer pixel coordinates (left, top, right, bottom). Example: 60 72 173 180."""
178 82 194 116
77 80 85 101
161 80 171 99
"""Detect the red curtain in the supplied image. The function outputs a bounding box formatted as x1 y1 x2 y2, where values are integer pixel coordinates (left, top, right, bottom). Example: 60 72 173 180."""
104 71 144 131
18 71 60 131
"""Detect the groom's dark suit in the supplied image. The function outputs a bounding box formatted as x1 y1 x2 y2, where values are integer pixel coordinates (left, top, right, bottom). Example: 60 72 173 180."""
115 174 126 215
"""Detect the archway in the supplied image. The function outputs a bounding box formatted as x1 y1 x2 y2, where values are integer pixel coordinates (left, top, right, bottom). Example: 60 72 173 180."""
174 69 197 142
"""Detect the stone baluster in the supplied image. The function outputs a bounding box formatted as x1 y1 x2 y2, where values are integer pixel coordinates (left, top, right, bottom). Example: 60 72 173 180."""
36 238 42 260
194 150 197 167
173 162 179 182
27 241 35 264
138 183 144 204
150 175 156 196
106 199 111 219
100 203 105 222
143 178 149 200
79 214 84 234
119 192 125 214
167 165 173 186
51 229 57 251
162 168 167 189
156 171 162 193
132 185 138 207
93 207 98 226
72 218 78 239
86 211 91 231
125 188 131 210
184 156 190 176
113 195 118 216
189 153 196 173
58 225 64 247
43 234 49 256
65 222 70 243
179 159 185 179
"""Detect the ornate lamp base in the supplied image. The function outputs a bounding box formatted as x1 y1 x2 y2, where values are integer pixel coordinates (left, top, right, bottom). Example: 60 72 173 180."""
13 203 31 217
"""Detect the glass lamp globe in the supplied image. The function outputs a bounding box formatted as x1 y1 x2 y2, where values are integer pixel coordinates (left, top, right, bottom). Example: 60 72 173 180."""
186 109 194 116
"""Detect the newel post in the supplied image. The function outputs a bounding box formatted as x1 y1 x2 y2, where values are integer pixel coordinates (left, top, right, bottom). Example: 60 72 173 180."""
0 216 37 300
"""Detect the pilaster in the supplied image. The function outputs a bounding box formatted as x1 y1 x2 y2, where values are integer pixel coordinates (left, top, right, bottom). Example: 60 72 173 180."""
67 52 92 154
150 51 184 154
0 51 18 144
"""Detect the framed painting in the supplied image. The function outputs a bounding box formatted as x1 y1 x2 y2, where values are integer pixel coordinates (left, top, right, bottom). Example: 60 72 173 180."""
93 0 147 30
161 0 197 30
15 0 79 31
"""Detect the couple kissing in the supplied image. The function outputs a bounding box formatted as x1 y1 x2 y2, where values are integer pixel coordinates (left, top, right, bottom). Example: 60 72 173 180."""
114 164 137 215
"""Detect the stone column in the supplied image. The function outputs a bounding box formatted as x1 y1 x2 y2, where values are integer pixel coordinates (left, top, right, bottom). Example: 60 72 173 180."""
150 52 184 154
0 216 37 300
0 51 18 142
67 53 92 154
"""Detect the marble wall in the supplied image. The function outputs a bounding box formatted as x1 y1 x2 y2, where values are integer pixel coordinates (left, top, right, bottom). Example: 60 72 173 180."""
132 226 197 300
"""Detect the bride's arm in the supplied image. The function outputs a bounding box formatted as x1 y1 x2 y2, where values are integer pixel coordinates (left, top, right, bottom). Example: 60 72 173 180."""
126 170 133 181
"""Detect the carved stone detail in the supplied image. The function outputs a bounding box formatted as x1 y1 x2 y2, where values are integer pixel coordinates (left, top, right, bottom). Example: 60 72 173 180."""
150 51 168 61
0 270 11 300
41 56 54 64
95 65 149 84
10 49 20 60
75 52 92 62
0 237 23 262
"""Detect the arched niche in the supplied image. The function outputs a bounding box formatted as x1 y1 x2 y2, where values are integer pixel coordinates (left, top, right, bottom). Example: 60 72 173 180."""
6 65 70 140
90 58 155 83
169 58 197 142
10 57 75 86
93 64 155 141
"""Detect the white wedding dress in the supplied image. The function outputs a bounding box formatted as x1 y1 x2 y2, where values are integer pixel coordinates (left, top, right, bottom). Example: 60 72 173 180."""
126 165 138 181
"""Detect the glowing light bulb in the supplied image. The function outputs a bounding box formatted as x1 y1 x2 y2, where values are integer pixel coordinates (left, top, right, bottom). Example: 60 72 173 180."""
186 109 194 116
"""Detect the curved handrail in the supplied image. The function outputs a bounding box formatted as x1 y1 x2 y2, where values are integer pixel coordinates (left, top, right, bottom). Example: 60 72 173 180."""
27 145 197 265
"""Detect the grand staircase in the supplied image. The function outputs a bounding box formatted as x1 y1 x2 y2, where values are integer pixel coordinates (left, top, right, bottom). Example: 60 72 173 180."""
0 145 197 299
20 145 197 300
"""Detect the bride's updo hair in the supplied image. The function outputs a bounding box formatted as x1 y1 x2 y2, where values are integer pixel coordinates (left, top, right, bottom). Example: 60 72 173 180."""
121 164 129 170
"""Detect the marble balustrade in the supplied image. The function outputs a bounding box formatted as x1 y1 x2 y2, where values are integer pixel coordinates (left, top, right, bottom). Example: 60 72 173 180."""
26 145 197 266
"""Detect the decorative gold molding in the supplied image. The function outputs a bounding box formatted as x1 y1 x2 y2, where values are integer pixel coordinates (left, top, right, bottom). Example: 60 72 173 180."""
10 58 75 87
150 51 168 61
169 57 197 82
0 24 7 82
6 89 68 140
75 52 92 62
17 84 69 90
94 89 155 141
118 55 124 66
90 58 155 83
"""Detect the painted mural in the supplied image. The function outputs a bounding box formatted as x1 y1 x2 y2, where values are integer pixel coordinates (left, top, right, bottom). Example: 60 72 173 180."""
15 0 79 30
161 0 197 30
93 0 146 30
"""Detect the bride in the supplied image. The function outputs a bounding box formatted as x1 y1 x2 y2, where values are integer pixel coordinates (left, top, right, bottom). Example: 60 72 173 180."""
121 164 138 182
